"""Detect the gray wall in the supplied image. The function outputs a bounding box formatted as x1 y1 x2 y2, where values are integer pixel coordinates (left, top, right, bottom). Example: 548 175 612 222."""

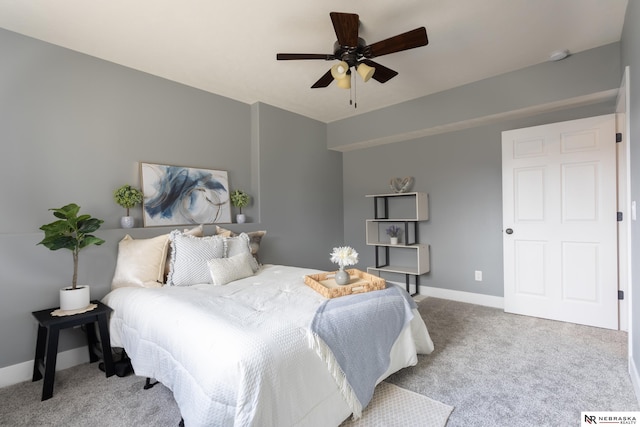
328 43 621 151
339 43 621 298
0 29 342 369
621 0 640 389
343 103 615 297
254 103 343 269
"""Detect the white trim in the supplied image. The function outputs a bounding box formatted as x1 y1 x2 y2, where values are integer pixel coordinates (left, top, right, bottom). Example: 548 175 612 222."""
0 346 89 389
387 279 504 308
630 356 640 407
414 284 504 309
617 66 632 333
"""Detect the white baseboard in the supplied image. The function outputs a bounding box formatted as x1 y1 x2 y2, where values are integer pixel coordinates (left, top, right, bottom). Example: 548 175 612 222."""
630 356 640 407
386 280 504 308
417 284 504 309
0 347 89 389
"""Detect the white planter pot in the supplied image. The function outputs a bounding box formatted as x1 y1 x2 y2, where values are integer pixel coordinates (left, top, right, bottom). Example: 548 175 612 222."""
60 285 90 311
120 216 135 228
236 213 246 224
390 237 399 245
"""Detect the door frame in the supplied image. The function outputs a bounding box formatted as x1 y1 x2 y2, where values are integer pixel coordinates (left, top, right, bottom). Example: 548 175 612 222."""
616 66 632 338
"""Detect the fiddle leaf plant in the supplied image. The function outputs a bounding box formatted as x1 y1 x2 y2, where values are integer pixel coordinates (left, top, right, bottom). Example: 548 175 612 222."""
37 203 105 289
113 184 143 216
230 190 250 214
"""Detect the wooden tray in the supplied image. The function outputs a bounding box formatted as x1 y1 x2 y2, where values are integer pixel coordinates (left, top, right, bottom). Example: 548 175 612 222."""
304 269 386 298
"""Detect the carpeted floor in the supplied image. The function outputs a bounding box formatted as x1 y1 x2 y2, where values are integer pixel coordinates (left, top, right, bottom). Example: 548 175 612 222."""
0 362 452 427
0 362 180 426
386 297 639 427
0 296 637 426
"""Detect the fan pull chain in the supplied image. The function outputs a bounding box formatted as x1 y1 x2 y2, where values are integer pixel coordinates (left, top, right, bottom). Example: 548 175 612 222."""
353 72 357 108
349 72 353 106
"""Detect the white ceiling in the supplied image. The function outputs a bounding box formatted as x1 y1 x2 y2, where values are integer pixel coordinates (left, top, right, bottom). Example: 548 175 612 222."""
0 0 628 123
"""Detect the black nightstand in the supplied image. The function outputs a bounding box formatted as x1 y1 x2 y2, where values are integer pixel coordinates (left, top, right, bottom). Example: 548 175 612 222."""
31 300 115 400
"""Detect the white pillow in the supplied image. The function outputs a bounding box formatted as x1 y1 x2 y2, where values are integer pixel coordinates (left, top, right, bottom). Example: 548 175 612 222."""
164 224 204 281
111 234 170 289
224 233 259 272
207 252 256 286
167 230 225 286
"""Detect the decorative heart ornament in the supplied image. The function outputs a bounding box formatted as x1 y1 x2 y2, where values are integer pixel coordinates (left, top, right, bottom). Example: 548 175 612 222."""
390 177 414 193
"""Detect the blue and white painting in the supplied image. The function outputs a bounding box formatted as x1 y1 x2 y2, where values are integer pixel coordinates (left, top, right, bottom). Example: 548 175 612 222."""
140 163 231 226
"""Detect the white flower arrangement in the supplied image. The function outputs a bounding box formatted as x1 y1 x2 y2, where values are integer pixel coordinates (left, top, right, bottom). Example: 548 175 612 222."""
330 246 359 269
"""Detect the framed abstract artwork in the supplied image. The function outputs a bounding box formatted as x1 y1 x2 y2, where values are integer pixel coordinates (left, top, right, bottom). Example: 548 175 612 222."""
140 162 231 227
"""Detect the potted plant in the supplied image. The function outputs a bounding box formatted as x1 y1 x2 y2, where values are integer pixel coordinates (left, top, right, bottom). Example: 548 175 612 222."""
386 225 402 245
114 184 143 228
230 189 250 224
38 203 105 311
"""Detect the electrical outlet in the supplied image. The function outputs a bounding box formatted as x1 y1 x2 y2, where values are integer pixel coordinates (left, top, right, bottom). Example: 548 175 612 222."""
474 270 483 282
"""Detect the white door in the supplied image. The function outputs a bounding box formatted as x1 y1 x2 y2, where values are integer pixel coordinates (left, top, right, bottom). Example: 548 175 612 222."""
502 114 618 329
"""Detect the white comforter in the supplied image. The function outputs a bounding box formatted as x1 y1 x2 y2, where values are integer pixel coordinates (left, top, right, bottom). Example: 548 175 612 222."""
102 265 433 426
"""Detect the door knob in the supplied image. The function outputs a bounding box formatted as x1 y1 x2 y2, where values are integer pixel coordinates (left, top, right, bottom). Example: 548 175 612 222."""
505 228 513 235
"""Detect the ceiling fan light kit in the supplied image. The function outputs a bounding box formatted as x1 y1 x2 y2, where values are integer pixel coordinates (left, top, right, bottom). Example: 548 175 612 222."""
336 72 351 89
277 11 429 96
331 61 350 80
356 62 375 82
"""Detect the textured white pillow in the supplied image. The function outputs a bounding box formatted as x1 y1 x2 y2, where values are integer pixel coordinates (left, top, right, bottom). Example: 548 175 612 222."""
111 234 170 289
167 230 225 286
163 224 204 281
224 233 259 272
207 252 256 286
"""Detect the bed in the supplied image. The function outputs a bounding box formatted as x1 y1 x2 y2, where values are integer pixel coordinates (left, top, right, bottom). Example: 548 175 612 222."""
102 229 434 426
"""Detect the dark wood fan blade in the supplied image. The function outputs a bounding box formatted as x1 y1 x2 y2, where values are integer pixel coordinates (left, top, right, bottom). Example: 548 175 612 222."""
311 69 334 88
366 27 428 58
330 12 359 47
277 53 335 60
360 59 398 83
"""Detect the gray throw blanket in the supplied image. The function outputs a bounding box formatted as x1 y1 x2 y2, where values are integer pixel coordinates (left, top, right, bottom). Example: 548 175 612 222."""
308 284 416 418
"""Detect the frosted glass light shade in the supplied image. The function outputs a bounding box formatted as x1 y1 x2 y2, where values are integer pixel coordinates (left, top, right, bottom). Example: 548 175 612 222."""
356 63 375 82
331 61 349 80
336 74 351 89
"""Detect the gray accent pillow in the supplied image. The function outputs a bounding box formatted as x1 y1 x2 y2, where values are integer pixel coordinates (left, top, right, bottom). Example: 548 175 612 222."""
215 226 266 263
167 230 225 286
224 233 259 272
164 224 204 282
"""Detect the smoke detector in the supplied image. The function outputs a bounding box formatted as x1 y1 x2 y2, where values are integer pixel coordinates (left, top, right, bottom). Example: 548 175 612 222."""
549 49 570 62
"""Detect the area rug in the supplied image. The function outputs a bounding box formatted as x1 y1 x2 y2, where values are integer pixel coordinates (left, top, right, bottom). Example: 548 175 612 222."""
341 381 453 427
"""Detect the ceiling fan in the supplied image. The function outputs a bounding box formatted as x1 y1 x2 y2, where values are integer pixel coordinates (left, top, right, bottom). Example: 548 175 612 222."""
276 12 428 89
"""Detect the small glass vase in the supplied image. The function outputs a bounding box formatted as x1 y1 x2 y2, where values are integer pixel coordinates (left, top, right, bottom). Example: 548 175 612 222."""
334 266 350 286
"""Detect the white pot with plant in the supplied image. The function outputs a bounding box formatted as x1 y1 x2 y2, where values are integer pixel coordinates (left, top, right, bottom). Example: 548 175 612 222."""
230 190 250 224
114 184 143 228
386 225 402 245
38 203 105 311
